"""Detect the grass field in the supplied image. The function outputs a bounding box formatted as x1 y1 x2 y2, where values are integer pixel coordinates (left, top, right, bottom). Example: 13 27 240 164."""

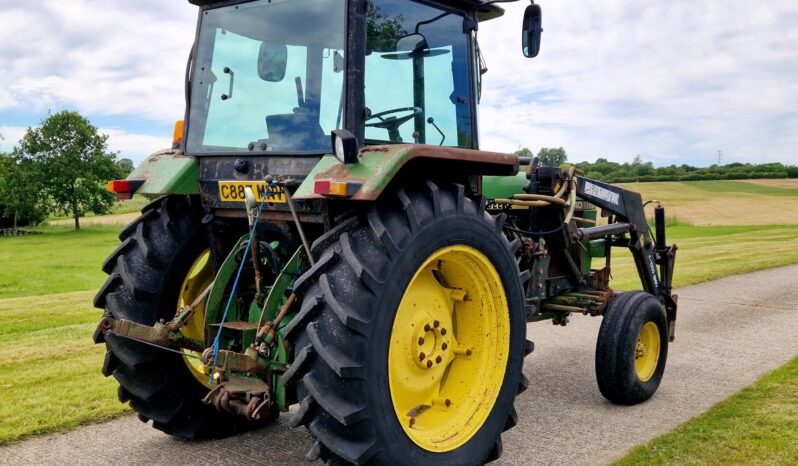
45 198 149 227
616 179 798 226
0 227 122 299
615 356 798 465
0 180 796 446
45 197 149 222
0 291 126 443
609 224 798 290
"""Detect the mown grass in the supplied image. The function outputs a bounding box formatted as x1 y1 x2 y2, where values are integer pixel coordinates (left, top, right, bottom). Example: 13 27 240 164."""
615 356 798 465
609 224 798 291
0 226 121 299
0 291 129 445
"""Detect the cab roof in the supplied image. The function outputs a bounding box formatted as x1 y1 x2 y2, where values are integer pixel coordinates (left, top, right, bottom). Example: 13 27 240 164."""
188 0 506 21
437 0 506 21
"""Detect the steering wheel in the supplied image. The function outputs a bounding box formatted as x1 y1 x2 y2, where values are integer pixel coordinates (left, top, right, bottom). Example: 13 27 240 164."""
365 107 423 143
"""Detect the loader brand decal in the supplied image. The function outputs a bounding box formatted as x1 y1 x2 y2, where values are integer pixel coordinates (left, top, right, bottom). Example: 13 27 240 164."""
218 181 286 203
584 182 620 206
648 255 659 286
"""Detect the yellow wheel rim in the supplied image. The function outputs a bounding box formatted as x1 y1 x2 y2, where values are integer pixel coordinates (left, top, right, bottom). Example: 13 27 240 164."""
388 246 510 452
177 249 213 388
635 322 661 382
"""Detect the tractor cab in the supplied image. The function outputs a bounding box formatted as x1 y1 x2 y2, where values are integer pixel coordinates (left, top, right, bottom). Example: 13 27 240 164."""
184 0 542 157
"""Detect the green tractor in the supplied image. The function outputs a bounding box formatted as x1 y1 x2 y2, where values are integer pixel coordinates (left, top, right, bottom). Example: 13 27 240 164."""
95 0 678 464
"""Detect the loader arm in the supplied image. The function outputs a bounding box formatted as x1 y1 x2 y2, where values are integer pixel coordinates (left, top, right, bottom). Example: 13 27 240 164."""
574 176 678 339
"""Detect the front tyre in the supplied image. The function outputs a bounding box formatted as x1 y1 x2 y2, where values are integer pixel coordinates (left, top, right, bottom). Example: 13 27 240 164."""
595 291 669 405
284 182 530 465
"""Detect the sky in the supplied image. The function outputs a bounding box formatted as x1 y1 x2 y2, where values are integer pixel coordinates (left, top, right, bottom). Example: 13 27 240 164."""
0 0 796 167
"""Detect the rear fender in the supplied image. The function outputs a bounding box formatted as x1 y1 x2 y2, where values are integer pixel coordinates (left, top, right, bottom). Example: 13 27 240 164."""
129 149 199 195
292 144 519 201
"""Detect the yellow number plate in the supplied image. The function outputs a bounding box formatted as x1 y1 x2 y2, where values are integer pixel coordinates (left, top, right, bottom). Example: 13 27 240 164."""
218 181 286 204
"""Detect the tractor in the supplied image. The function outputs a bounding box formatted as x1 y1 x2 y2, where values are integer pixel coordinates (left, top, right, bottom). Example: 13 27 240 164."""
95 0 678 464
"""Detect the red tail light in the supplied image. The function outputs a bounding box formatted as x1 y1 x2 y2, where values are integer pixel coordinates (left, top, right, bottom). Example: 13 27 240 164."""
107 179 145 200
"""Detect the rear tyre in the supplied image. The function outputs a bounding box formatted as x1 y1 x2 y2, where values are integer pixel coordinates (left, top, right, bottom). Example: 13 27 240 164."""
284 181 530 465
93 196 260 439
595 291 668 405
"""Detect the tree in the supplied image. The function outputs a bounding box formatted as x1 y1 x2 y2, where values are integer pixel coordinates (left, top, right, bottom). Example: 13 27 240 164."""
116 158 135 177
537 147 568 167
0 154 49 228
514 147 534 158
15 111 119 230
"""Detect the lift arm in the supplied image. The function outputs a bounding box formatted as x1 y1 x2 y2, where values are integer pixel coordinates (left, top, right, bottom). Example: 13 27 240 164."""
573 176 678 339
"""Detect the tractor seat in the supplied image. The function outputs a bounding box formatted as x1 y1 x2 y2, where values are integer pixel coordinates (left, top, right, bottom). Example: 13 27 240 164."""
265 110 327 152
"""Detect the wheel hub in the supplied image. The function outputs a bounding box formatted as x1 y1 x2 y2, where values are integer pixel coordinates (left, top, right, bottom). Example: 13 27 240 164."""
411 317 452 370
634 321 661 382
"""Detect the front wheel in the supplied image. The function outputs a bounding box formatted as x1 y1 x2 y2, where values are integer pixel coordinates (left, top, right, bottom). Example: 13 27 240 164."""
284 181 531 465
595 291 669 405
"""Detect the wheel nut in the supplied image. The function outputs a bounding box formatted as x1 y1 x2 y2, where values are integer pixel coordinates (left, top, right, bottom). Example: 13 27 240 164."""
418 337 425 345
426 360 433 368
466 349 472 356
441 342 448 350
434 320 440 328
424 324 431 332
445 399 451 407
435 356 442 364
440 328 447 336
419 352 426 361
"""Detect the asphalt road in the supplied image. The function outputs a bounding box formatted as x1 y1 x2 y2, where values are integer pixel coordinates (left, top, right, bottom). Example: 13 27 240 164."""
3 264 798 466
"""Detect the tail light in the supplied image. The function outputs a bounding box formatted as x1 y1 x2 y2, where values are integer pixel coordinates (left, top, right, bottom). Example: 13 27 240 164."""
107 179 145 200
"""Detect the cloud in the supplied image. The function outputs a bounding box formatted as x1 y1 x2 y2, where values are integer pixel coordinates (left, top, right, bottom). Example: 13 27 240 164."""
101 128 171 162
0 0 195 124
477 0 798 165
1 0 796 166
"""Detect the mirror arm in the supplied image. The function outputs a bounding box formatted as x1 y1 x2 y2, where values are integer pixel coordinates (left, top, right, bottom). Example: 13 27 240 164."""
295 77 306 108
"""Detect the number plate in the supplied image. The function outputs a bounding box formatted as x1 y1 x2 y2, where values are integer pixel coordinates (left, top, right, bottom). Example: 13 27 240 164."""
218 181 286 204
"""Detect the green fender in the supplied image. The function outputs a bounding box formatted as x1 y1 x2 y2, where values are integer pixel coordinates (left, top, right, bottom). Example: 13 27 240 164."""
128 149 199 195
292 144 519 201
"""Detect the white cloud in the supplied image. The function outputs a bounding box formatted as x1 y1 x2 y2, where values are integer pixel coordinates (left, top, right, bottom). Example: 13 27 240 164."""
101 128 171 162
0 126 26 150
477 0 798 165
0 0 195 124
1 0 796 166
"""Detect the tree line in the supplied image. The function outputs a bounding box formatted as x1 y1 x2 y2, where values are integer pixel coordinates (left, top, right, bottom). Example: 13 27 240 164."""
0 111 135 230
515 148 798 183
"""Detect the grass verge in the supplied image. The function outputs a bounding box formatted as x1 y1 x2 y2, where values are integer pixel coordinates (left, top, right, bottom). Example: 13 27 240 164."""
615 356 798 465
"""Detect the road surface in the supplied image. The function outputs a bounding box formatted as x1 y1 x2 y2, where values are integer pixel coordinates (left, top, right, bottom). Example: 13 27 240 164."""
3 264 798 465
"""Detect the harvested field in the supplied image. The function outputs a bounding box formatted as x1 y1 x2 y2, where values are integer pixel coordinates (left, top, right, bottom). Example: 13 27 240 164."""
616 180 798 226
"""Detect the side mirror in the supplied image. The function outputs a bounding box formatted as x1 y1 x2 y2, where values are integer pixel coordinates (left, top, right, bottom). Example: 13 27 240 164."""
258 43 288 82
522 3 543 58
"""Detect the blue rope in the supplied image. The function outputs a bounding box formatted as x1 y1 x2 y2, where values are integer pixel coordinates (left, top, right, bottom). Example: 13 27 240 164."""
208 196 267 385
